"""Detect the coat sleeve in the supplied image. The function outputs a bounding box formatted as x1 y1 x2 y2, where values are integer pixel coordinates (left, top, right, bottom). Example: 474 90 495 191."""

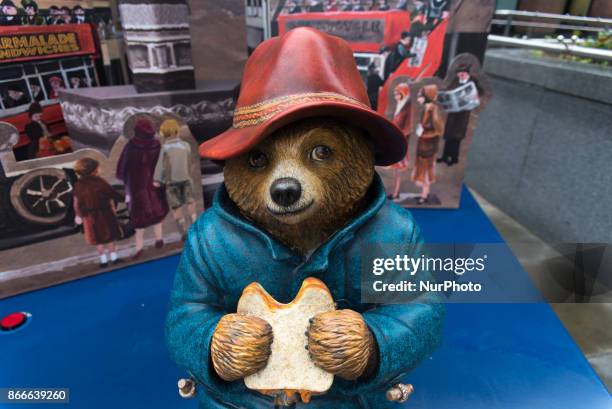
115 146 128 183
102 179 124 203
153 148 165 184
165 223 243 396
73 196 81 217
334 222 445 396
432 105 445 136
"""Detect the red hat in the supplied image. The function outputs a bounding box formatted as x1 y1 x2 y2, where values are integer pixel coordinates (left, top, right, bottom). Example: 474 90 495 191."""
134 118 155 139
199 27 406 166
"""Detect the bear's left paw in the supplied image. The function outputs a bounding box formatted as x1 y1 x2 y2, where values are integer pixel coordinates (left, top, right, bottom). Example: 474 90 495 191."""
307 309 377 380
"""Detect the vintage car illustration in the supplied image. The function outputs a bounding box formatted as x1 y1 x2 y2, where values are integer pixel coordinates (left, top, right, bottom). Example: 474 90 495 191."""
0 122 129 250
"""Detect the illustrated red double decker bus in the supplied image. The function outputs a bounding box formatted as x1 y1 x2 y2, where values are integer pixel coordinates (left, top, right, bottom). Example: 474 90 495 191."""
277 9 449 116
0 23 108 249
0 23 99 147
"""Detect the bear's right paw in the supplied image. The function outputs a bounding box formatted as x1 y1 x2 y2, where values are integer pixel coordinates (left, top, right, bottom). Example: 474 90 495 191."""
210 313 273 381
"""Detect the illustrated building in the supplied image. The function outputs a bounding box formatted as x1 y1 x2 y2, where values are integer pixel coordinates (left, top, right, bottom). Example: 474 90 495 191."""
118 0 196 92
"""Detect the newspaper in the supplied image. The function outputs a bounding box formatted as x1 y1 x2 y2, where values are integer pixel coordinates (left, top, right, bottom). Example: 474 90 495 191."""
438 81 480 113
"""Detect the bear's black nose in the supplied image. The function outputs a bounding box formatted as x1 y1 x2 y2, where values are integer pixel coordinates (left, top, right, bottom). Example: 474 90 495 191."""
270 177 302 207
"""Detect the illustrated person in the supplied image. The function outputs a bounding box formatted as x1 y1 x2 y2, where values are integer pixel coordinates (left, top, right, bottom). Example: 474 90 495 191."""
1 127 20 159
24 102 47 159
437 61 484 166
378 0 390 11
27 102 72 158
339 0 352 10
411 84 445 204
286 1 301 13
411 2 427 24
309 0 324 12
47 5 62 24
47 76 63 99
0 0 20 25
366 63 383 109
351 0 365 11
426 0 448 25
3 84 30 108
70 76 87 89
409 23 428 67
73 158 124 268
153 119 197 241
166 28 443 409
394 0 409 10
325 0 338 11
388 31 414 73
72 5 86 23
116 118 169 260
21 0 44 25
59 6 72 24
386 83 412 201
29 81 45 101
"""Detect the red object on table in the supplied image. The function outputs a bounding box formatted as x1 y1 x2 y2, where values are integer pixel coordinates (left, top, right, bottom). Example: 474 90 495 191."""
1 312 28 331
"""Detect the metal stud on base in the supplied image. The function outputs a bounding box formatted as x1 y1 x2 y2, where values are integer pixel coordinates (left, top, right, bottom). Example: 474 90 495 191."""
177 378 196 398
386 383 414 403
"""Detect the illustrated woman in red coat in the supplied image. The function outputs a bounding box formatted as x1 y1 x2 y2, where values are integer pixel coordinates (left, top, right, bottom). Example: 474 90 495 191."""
386 83 412 201
116 118 169 260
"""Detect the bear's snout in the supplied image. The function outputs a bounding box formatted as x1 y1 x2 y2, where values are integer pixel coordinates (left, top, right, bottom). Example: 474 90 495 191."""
270 177 302 207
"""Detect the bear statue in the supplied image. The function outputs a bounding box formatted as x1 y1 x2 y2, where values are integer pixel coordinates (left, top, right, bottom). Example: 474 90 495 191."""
165 27 444 409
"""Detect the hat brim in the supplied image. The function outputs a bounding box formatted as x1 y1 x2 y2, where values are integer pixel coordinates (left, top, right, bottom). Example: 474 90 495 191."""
199 100 407 166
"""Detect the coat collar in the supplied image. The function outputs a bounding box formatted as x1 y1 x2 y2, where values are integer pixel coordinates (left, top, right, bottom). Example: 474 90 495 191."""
213 173 387 270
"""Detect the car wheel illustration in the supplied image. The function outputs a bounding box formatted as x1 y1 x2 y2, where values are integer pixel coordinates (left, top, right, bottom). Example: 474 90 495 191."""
10 168 74 226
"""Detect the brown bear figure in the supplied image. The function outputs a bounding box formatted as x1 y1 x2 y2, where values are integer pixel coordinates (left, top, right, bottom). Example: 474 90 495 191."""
224 118 375 256
216 117 378 382
166 28 444 409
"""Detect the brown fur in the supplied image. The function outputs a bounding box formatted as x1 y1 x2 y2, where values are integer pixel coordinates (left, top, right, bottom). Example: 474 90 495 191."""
223 117 375 256
307 309 376 380
211 314 274 381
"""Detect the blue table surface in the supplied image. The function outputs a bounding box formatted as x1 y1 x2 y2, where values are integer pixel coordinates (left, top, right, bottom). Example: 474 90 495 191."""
1 187 610 409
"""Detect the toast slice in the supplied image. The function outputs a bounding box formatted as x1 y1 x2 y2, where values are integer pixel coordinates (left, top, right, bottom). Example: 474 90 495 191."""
237 277 335 398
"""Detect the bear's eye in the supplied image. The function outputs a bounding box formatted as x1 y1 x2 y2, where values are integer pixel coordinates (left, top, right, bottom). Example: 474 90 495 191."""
310 145 332 161
248 150 268 168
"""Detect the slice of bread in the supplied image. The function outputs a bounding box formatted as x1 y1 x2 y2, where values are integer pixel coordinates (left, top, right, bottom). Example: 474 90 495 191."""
237 277 335 397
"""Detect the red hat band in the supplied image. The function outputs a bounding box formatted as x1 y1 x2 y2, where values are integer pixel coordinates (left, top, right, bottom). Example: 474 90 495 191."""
232 92 369 129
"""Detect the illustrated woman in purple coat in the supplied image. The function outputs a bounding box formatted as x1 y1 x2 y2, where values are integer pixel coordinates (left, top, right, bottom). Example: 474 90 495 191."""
116 118 169 259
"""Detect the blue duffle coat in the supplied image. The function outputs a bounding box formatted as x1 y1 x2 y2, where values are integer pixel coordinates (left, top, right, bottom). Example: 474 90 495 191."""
165 175 444 408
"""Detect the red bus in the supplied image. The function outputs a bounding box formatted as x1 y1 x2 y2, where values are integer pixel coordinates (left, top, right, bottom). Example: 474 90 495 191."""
0 23 99 154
